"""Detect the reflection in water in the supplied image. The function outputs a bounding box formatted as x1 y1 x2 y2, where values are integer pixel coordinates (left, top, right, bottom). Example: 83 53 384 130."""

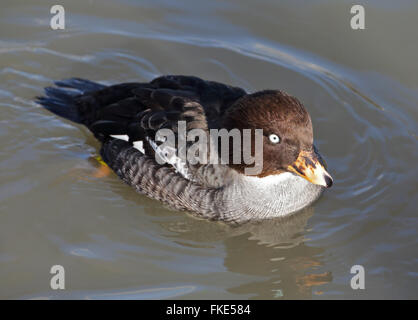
222 210 332 299
106 178 331 299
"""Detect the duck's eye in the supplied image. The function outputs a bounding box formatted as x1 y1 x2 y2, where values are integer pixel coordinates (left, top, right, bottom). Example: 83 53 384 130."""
269 134 280 144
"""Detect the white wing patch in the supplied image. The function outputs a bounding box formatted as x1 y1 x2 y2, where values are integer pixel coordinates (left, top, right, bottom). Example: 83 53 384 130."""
110 134 193 180
132 141 145 154
110 135 145 154
110 134 129 141
146 137 194 181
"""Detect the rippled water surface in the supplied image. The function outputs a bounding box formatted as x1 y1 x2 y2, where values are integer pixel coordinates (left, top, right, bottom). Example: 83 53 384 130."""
1 0 417 299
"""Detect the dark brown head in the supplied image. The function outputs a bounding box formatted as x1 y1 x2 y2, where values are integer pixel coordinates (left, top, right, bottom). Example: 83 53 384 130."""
223 90 333 188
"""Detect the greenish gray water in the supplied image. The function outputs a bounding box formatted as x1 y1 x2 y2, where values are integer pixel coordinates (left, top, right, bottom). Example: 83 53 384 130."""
0 0 417 299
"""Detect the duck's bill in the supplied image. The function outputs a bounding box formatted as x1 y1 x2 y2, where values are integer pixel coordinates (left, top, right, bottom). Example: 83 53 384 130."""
287 149 333 188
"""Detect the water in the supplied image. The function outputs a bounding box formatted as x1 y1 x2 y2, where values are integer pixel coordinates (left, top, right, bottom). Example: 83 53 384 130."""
1 0 417 299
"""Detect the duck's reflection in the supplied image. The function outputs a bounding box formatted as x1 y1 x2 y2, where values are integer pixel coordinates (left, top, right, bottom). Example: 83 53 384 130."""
85 156 332 299
219 209 332 299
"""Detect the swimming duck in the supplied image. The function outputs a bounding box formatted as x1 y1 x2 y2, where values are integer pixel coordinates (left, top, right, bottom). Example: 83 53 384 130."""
37 75 332 223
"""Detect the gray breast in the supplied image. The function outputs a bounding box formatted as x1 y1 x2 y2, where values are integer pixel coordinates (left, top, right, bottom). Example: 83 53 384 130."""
226 172 324 220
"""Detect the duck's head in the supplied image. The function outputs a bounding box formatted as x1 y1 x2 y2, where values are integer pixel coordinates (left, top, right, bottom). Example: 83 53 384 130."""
223 90 333 188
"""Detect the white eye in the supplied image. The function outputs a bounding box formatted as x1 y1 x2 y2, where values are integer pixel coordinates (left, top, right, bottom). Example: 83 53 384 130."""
269 134 280 144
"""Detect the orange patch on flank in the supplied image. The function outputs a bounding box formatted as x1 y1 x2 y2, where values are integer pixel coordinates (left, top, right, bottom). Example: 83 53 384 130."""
92 163 112 178
297 272 332 288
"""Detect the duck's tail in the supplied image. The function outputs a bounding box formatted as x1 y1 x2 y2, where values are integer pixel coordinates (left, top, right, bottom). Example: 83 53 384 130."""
36 78 106 124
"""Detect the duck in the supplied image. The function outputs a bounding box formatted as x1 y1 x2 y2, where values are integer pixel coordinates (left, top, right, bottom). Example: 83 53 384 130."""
37 75 333 223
